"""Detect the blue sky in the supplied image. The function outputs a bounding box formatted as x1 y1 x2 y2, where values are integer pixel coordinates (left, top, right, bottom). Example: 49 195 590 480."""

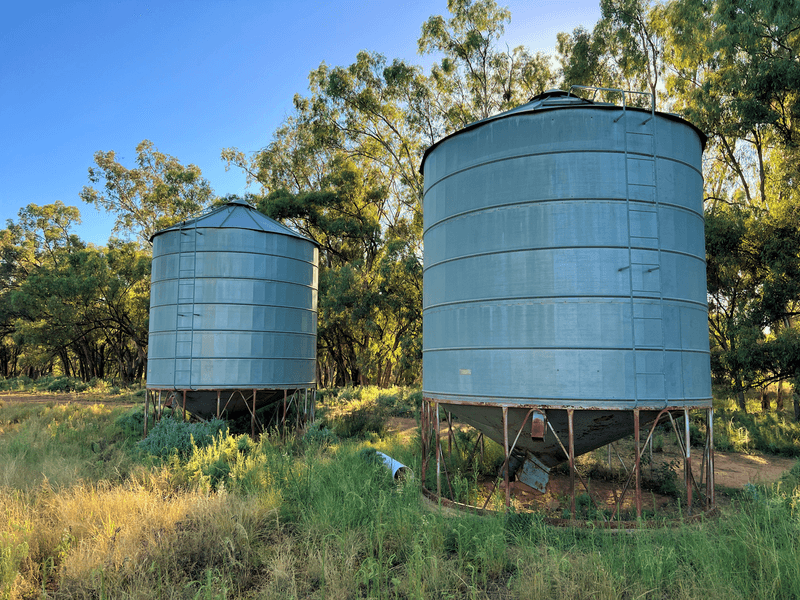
0 0 601 246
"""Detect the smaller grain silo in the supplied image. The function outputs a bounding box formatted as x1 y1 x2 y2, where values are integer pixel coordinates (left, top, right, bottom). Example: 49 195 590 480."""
145 198 318 433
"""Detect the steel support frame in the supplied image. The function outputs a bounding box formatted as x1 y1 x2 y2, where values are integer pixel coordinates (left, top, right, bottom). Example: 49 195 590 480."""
143 387 317 438
420 398 715 520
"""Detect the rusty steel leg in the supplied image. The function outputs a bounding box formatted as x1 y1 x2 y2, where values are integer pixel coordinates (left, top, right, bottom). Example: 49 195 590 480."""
503 406 510 508
708 408 715 508
420 400 427 487
143 390 150 438
447 412 453 456
435 401 441 499
283 389 288 429
157 390 163 421
182 390 187 422
568 409 576 519
252 389 257 438
634 409 642 519
685 409 692 516
216 390 221 419
421 400 429 489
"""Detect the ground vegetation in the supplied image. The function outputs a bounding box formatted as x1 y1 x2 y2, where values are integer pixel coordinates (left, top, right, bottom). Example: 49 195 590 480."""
2 387 800 599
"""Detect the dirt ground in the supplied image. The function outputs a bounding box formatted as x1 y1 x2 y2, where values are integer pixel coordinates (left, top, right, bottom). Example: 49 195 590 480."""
0 391 136 408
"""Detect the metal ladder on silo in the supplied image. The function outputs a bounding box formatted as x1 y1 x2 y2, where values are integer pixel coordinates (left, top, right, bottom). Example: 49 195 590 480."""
173 220 199 389
620 90 668 406
570 85 669 405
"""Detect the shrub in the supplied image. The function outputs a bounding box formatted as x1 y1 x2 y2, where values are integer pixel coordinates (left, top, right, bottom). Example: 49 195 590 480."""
330 404 389 438
0 375 33 391
302 421 339 449
115 406 147 437
714 410 800 456
138 417 227 459
43 376 90 393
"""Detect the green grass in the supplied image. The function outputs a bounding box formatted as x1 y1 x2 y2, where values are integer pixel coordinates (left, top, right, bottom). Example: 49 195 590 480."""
0 402 139 489
1 388 800 599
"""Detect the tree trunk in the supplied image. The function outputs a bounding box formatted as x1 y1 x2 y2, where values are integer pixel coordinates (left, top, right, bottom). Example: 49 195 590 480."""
794 388 800 422
734 376 747 412
777 381 784 412
760 387 769 413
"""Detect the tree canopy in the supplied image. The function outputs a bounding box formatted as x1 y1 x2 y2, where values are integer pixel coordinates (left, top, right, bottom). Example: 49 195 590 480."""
4 0 800 405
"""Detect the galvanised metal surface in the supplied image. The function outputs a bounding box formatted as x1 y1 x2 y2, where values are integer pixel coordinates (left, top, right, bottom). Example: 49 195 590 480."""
420 89 711 466
146 199 318 390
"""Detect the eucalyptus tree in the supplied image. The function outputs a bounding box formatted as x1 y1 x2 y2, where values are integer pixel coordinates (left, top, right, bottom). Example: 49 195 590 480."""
661 0 800 408
222 0 557 386
81 140 215 246
419 0 554 128
259 159 421 386
0 203 151 382
557 0 667 107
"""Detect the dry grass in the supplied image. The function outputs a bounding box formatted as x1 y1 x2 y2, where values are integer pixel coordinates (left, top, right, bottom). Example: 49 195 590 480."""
1 471 282 599
3 394 800 599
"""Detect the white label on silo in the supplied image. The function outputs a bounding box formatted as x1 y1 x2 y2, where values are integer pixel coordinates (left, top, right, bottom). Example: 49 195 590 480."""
459 369 471 375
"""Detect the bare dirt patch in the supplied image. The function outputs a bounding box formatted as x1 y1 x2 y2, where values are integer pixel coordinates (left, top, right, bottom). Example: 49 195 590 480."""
0 391 136 408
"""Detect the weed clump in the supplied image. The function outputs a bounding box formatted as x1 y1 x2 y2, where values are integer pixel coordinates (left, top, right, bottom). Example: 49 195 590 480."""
138 417 226 459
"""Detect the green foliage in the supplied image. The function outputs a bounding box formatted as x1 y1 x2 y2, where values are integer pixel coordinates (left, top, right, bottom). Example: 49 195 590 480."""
0 402 139 489
259 159 422 388
42 375 89 392
114 406 148 437
714 410 800 456
420 0 554 124
81 140 215 245
0 376 32 391
316 386 424 439
321 385 421 417
301 421 339 449
137 417 227 460
704 206 800 407
1 203 151 383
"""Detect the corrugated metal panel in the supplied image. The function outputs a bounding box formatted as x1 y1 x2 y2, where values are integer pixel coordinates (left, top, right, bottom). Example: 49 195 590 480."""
146 201 318 390
421 91 711 421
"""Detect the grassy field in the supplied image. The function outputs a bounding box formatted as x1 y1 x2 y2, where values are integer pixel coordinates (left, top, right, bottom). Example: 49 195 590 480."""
1 387 800 599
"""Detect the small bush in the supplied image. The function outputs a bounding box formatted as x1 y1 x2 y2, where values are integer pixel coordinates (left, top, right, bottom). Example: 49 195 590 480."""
330 404 389 438
138 417 227 459
0 375 33 391
115 406 147 437
302 421 338 449
44 376 85 392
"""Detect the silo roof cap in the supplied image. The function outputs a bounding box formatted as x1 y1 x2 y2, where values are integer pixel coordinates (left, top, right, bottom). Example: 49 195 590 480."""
420 88 707 172
151 199 318 245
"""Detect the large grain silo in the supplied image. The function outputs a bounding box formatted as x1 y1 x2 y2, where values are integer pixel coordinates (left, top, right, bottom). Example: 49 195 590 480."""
145 198 318 434
420 88 714 515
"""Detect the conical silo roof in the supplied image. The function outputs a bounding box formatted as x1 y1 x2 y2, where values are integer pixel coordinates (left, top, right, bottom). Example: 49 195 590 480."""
152 198 316 244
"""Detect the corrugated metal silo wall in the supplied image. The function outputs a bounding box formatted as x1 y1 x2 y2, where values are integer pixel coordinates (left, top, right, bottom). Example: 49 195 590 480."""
147 227 318 389
422 106 711 409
